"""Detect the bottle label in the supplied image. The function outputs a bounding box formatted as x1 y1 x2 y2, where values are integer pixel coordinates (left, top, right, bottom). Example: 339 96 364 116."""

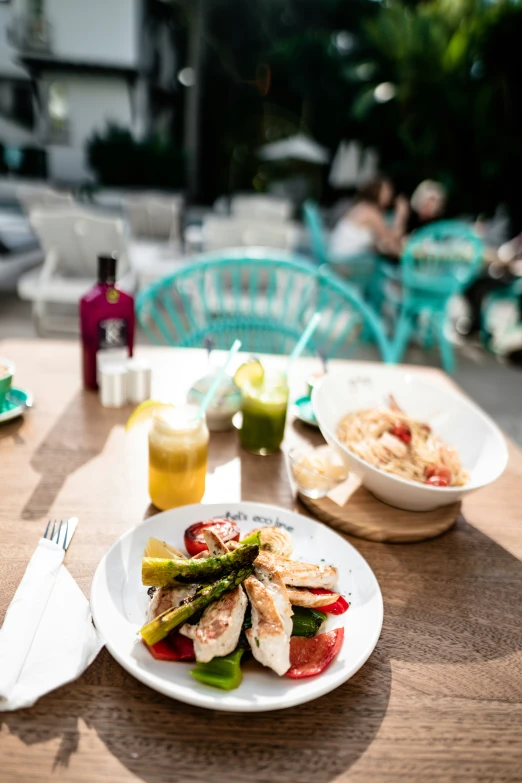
98 318 127 351
106 288 120 304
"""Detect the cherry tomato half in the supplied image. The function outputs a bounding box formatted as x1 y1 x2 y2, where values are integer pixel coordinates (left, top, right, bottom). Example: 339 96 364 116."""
425 465 451 484
286 628 344 679
426 475 449 487
184 518 240 557
389 423 412 445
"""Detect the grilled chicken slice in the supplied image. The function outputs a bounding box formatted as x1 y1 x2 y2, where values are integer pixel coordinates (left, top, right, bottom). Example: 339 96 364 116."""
180 585 247 662
190 527 230 559
244 572 292 676
180 526 248 662
286 587 340 609
255 561 293 636
147 585 198 621
255 551 338 590
203 528 229 556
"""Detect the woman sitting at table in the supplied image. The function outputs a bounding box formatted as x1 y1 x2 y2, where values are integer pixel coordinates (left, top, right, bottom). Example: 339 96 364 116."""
407 179 447 234
330 176 409 260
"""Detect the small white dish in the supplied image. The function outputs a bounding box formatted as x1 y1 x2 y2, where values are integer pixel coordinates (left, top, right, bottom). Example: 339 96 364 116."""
288 445 348 499
312 367 508 512
91 502 383 713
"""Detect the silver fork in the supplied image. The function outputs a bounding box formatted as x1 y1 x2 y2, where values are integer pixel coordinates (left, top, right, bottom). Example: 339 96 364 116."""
43 519 75 551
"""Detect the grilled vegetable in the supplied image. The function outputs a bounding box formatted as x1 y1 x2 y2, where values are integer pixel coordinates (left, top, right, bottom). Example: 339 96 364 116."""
239 603 322 639
286 628 344 679
291 606 327 637
184 519 240 557
308 589 349 615
142 543 259 587
140 567 254 646
190 648 246 690
236 531 261 548
144 631 195 661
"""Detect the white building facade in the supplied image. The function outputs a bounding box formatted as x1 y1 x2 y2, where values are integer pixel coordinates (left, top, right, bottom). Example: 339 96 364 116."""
6 0 177 182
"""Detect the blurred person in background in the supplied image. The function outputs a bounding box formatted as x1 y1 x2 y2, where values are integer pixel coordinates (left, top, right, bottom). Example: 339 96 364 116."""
407 179 446 234
462 232 522 344
330 175 409 260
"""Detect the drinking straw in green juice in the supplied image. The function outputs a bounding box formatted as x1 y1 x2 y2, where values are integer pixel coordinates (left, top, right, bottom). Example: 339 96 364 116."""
239 374 288 455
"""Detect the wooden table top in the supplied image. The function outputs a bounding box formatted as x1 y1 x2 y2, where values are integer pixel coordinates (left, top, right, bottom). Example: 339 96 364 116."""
1 338 521 783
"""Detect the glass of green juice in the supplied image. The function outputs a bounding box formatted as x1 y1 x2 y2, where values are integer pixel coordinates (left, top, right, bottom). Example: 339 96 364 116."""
239 373 289 455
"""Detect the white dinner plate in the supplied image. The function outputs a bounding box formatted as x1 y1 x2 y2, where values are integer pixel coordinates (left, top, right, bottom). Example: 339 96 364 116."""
91 502 383 713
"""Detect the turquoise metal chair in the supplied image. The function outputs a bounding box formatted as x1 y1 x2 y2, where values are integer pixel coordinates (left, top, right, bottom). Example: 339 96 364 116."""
391 220 484 373
136 248 393 361
303 199 398 321
303 200 380 288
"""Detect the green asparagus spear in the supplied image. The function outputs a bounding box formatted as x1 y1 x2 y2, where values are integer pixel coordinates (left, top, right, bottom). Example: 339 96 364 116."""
238 531 261 548
142 542 259 587
140 566 254 646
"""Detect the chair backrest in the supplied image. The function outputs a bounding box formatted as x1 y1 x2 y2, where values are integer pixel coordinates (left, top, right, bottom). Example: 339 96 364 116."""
202 216 245 251
230 194 293 222
74 213 130 277
202 216 298 252
401 220 484 297
303 200 329 265
125 197 181 240
18 186 74 215
136 249 392 361
30 209 129 278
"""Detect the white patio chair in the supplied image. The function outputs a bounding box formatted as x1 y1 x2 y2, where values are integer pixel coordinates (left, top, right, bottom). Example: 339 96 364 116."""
125 196 182 242
241 220 299 250
202 216 245 251
17 209 135 334
230 193 293 222
202 216 299 252
17 186 74 215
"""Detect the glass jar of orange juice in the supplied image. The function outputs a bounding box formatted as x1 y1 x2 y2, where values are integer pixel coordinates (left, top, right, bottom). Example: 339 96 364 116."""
148 405 209 510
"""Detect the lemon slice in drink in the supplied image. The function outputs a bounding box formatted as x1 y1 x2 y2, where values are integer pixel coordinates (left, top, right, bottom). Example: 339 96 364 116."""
125 400 174 432
144 537 185 559
233 359 264 390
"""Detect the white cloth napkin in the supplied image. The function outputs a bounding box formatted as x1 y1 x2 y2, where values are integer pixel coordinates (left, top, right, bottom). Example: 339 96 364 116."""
0 538 104 711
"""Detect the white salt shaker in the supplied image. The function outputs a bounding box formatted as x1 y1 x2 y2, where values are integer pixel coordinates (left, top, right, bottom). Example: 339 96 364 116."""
126 358 152 404
99 365 128 408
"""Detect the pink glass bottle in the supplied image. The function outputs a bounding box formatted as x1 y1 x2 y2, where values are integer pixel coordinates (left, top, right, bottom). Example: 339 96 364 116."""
79 254 135 389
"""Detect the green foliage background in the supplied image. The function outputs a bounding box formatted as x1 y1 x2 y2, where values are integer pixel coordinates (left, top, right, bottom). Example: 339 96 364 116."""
89 0 522 228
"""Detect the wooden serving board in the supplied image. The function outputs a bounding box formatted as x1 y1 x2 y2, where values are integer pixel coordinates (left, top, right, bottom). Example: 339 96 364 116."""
299 485 461 543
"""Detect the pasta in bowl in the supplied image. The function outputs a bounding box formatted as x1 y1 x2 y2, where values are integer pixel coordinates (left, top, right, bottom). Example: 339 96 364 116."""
312 367 508 512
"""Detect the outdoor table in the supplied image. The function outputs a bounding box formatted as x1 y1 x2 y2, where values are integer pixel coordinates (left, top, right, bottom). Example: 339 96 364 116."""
1 338 521 783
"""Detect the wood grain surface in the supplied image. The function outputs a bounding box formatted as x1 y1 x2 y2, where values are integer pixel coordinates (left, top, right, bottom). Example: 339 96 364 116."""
299 487 461 542
1 338 522 783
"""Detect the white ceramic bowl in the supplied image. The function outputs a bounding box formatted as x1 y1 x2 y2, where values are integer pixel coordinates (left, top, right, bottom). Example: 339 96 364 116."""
312 366 508 511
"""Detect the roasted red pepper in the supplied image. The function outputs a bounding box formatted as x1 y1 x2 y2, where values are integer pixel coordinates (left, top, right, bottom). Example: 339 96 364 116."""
145 631 195 662
309 588 350 615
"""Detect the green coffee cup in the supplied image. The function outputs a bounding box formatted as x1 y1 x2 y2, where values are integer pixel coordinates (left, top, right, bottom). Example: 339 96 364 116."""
0 357 14 409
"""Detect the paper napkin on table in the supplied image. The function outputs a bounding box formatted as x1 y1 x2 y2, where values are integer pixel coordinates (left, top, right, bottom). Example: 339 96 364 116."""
0 538 104 711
